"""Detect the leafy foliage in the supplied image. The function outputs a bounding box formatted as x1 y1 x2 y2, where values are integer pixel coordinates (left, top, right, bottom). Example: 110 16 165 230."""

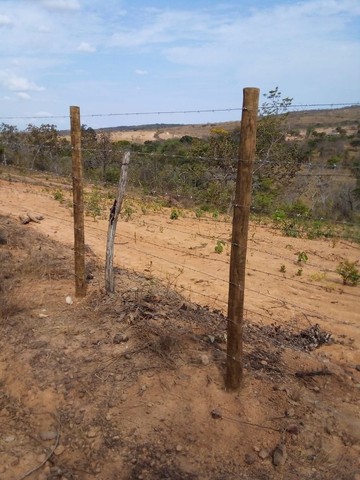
336 260 360 286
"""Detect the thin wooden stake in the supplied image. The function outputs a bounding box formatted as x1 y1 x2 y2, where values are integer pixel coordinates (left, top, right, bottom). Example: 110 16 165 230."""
105 151 131 293
226 87 260 390
70 106 86 298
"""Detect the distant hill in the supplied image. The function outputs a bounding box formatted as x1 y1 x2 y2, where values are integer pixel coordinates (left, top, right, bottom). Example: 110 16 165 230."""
61 106 360 144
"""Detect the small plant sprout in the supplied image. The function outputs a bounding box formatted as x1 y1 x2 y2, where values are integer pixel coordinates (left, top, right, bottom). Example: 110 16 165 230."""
195 208 204 219
296 268 303 276
336 260 360 286
212 209 219 219
170 208 180 220
53 189 64 202
297 251 308 264
280 264 286 273
215 240 225 254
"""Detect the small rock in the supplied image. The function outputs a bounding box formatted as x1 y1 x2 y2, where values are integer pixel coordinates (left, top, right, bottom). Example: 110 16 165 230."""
286 408 295 418
253 446 260 452
210 408 222 419
285 424 300 435
4 435 15 443
208 335 215 344
87 429 97 438
200 354 210 366
273 443 287 467
176 445 183 452
244 453 256 465
54 445 65 456
260 360 268 366
312 386 320 393
65 296 73 305
258 449 269 460
39 313 48 318
113 333 129 344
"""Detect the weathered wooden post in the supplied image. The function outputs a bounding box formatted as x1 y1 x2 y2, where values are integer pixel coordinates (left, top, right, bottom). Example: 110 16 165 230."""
105 151 130 293
226 88 260 390
70 106 87 298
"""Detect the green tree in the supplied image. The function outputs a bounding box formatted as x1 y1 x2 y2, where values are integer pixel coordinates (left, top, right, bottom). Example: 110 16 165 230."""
25 124 70 171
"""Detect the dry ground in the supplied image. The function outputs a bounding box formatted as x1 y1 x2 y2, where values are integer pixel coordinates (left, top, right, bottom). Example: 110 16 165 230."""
0 171 359 480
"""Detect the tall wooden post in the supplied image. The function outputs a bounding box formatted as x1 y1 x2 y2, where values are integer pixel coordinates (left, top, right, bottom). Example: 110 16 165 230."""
105 152 130 294
226 88 260 390
70 106 86 297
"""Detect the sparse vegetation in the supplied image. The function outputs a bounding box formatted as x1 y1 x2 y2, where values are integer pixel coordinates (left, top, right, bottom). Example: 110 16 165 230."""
214 240 225 254
53 188 64 202
170 208 180 220
336 260 360 286
297 251 308 264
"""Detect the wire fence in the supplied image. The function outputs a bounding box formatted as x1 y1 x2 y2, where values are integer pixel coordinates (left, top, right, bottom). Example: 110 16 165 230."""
0 164 358 325
0 103 359 327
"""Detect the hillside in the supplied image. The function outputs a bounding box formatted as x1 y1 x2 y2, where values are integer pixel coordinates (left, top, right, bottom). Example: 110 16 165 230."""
105 106 360 143
0 175 359 479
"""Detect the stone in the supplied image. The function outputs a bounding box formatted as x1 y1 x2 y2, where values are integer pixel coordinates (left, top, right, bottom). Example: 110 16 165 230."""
273 443 287 467
258 449 269 460
200 354 210 366
244 453 256 465
210 408 222 419
113 333 129 344
54 445 65 456
87 429 97 438
65 296 73 305
285 424 300 435
176 444 183 452
286 408 295 418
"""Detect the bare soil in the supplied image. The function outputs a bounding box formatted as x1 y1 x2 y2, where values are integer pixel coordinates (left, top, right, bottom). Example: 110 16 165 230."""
0 173 359 480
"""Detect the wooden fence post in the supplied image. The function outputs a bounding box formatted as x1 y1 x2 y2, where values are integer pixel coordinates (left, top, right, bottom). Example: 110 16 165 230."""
226 87 260 391
70 106 87 298
105 151 131 294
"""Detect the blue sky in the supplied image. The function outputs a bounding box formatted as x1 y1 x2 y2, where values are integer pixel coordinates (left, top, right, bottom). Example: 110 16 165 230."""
0 0 359 129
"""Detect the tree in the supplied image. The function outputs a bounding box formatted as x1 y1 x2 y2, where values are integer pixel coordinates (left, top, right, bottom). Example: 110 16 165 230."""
25 124 69 171
252 88 306 212
0 123 21 166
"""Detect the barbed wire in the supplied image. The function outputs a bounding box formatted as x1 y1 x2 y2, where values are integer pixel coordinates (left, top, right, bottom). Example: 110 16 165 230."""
0 102 359 121
1 188 357 327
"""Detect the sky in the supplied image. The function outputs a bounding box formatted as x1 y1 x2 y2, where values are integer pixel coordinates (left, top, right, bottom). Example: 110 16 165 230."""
0 0 359 129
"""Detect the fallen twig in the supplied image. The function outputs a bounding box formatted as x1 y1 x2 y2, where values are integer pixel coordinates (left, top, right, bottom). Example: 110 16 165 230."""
17 413 61 480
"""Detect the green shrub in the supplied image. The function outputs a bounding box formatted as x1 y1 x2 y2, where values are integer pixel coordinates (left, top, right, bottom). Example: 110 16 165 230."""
215 240 225 254
336 260 360 286
297 251 308 264
53 189 64 202
170 208 180 220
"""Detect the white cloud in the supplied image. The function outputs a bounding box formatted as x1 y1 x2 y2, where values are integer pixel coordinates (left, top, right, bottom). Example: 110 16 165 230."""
77 42 96 53
135 69 148 76
17 92 31 100
0 70 45 92
38 0 81 11
0 14 12 27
